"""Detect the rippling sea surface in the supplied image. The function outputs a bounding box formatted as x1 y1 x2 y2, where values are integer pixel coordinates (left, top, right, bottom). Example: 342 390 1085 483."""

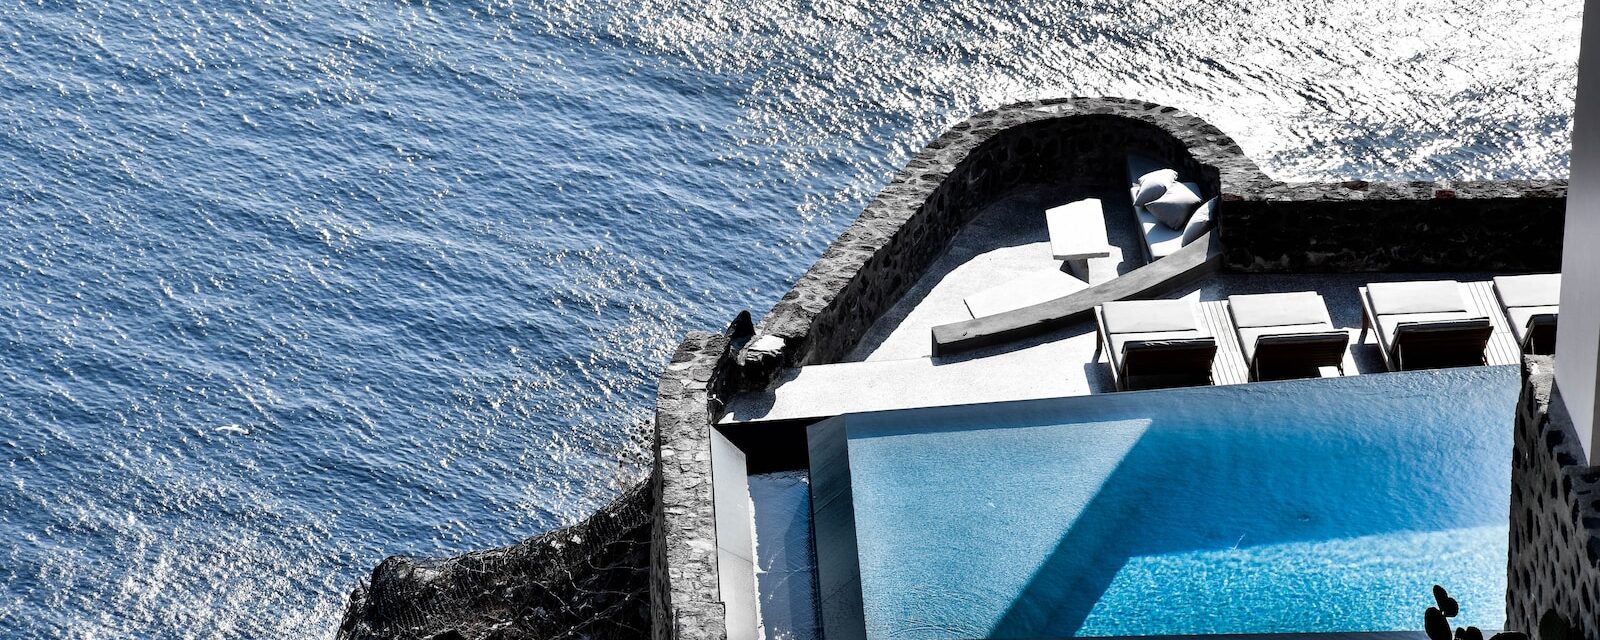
0 1 1580 637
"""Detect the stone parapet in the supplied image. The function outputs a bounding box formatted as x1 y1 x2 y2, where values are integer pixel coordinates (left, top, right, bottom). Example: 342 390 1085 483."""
651 331 735 640
1220 180 1565 272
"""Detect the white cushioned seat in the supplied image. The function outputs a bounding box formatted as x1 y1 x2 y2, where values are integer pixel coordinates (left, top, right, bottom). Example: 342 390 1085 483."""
1507 305 1560 342
1098 297 1217 390
1366 280 1468 315
1493 274 1560 308
1101 299 1201 334
1126 155 1210 261
1231 291 1331 328
1230 292 1343 366
1361 280 1490 370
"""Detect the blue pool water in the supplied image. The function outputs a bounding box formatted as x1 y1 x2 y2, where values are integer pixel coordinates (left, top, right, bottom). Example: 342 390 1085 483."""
750 471 822 640
814 367 1520 639
0 0 1576 635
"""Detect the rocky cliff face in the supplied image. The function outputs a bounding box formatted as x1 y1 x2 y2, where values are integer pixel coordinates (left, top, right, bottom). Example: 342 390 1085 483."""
336 480 653 640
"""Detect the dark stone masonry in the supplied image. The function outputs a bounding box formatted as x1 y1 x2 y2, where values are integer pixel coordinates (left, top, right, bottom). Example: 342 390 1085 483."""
1508 356 1600 640
336 481 653 640
1221 180 1566 273
337 97 1580 640
649 330 737 640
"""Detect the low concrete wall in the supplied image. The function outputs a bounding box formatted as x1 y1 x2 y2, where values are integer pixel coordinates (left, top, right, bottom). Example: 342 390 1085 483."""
1508 356 1600 639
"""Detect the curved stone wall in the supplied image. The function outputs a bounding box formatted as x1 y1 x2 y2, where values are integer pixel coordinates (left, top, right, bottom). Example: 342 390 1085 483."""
740 97 1565 372
742 97 1265 377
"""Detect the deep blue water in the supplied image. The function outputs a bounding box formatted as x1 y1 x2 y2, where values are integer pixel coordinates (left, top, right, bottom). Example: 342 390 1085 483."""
0 1 1579 637
833 367 1519 639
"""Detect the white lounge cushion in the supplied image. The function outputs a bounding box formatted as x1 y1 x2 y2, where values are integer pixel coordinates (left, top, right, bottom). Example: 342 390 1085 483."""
1133 169 1178 206
1180 197 1216 246
1145 181 1202 230
1102 299 1200 334
1237 323 1340 362
1507 305 1559 342
1367 280 1467 315
1494 274 1561 308
1135 205 1185 260
1231 292 1332 328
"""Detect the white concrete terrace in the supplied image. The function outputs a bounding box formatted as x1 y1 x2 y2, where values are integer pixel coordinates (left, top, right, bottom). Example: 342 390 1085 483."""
721 186 1524 426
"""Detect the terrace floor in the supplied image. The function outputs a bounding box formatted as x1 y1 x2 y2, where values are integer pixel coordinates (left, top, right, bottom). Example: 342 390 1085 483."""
721 186 1524 426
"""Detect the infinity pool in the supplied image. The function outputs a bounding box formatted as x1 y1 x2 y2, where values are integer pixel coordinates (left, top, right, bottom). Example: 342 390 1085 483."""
806 366 1519 639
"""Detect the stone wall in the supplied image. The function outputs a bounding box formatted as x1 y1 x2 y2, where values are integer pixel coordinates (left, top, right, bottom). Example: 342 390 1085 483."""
651 331 736 640
335 480 653 640
1221 180 1566 272
1508 355 1600 639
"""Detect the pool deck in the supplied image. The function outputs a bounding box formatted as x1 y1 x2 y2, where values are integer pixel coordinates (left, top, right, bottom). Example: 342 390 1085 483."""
721 188 1524 426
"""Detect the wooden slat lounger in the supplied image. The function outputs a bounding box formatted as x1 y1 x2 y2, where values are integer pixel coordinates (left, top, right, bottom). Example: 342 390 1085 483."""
1359 280 1493 371
1493 273 1560 355
1095 299 1218 391
1228 291 1350 382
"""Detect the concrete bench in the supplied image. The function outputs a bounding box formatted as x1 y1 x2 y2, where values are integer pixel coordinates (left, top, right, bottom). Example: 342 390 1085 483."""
1046 198 1112 281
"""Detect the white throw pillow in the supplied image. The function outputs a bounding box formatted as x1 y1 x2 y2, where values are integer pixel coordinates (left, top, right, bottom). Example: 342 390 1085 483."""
1132 169 1177 206
1146 181 1202 230
1181 197 1216 245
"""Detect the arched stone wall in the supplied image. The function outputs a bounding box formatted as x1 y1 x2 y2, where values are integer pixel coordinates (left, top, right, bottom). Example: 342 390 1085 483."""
743 97 1259 376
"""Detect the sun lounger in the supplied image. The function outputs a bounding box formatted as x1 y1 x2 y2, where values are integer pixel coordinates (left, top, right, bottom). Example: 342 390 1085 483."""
1359 280 1493 371
1095 299 1217 391
1228 292 1350 381
1493 273 1560 355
